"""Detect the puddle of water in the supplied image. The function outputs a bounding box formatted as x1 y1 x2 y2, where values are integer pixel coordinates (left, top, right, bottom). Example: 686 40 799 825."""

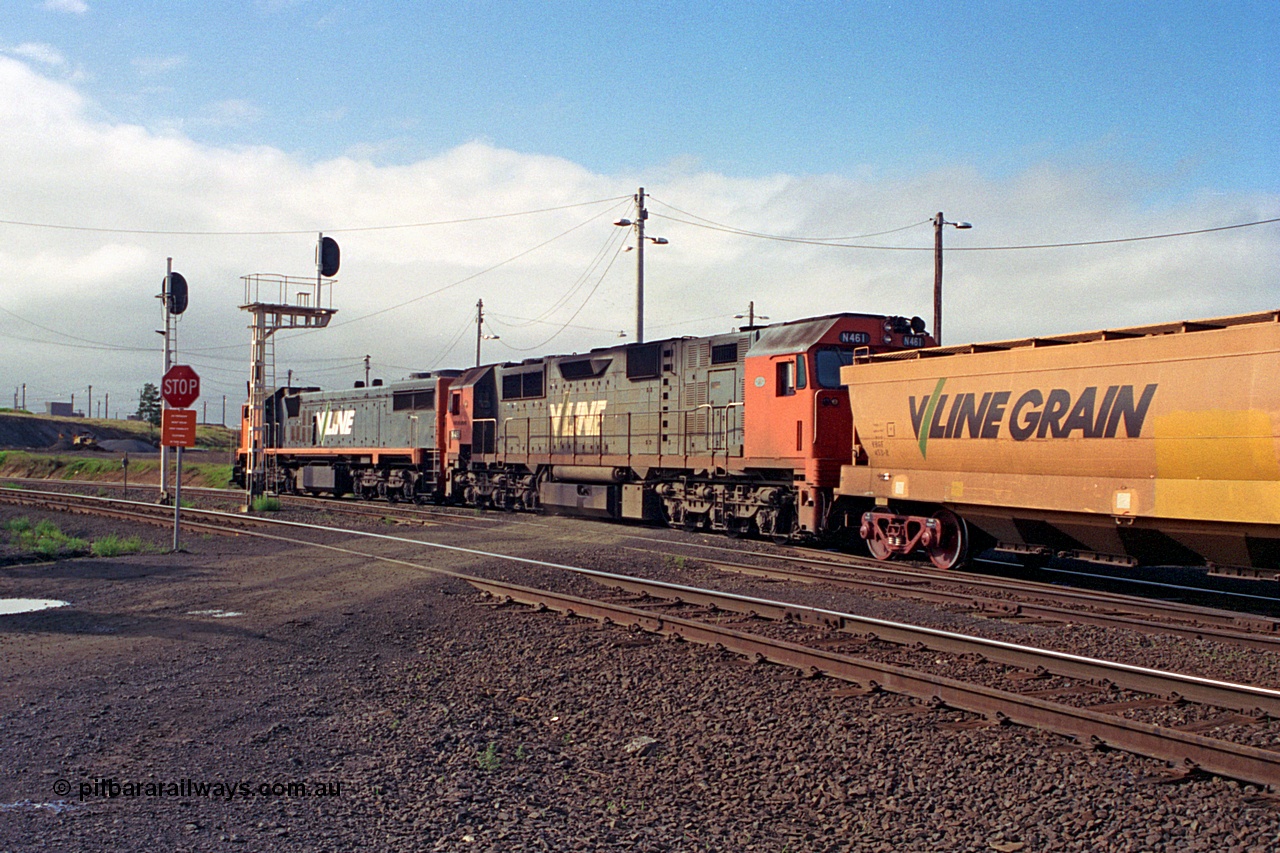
0 800 76 813
186 609 244 619
0 598 69 616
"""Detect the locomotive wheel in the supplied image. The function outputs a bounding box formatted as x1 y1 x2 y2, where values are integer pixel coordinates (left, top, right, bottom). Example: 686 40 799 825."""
925 509 969 570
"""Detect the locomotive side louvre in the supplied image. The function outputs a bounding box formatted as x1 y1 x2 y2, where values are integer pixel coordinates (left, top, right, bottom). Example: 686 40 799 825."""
837 310 1280 571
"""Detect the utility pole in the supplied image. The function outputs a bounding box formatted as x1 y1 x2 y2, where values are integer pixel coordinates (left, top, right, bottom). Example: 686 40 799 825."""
363 355 371 387
105 392 109 420
87 385 92 419
474 298 498 366
613 188 667 345
635 187 646 344
21 384 25 411
933 212 972 346
735 301 769 330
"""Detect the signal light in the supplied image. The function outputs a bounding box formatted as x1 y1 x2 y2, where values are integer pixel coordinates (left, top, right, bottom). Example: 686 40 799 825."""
166 272 188 315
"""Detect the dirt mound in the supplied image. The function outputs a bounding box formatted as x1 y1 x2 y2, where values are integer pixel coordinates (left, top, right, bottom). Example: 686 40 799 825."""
0 413 154 451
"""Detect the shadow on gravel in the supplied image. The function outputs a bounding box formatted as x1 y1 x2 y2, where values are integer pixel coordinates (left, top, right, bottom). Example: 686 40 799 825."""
1 558 201 582
0 608 271 643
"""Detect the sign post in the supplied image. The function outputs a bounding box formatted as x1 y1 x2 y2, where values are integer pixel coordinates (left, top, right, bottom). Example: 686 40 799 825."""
161 366 200 552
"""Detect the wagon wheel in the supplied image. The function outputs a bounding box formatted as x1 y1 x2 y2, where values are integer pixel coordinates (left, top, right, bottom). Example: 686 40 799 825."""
863 524 894 562
925 508 969 570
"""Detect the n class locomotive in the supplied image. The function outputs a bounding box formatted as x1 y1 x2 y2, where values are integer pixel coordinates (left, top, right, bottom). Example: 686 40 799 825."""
234 311 936 544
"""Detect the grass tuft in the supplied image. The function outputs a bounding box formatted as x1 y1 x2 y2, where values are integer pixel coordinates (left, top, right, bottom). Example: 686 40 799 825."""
477 742 500 772
5 517 90 558
90 533 153 558
251 495 282 512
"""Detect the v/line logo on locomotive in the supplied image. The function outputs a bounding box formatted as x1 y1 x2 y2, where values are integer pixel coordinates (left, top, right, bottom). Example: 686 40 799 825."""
548 400 607 437
316 409 355 437
909 380 1159 457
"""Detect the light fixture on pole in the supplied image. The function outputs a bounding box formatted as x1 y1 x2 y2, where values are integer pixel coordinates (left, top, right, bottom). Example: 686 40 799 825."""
734 301 770 329
614 187 667 344
933 212 972 346
475 298 500 366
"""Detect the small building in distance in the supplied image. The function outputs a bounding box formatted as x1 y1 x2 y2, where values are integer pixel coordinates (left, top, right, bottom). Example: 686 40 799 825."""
45 402 84 417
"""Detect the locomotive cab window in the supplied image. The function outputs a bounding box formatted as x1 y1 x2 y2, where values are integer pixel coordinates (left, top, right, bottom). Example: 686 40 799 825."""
450 392 461 415
776 360 796 396
815 347 856 389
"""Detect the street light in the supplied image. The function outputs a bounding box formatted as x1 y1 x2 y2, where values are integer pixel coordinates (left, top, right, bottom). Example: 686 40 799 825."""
734 301 770 329
475 298 500 366
933 212 972 346
614 187 667 343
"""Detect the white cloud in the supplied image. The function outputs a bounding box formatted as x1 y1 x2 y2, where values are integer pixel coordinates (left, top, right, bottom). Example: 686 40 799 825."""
11 42 65 66
0 54 1276 411
41 0 88 13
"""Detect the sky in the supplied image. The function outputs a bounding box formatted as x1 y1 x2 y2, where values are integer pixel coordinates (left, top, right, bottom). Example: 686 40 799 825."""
1 0 1277 420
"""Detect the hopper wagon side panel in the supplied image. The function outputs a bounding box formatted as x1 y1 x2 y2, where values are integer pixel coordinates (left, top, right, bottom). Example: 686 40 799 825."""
840 312 1280 569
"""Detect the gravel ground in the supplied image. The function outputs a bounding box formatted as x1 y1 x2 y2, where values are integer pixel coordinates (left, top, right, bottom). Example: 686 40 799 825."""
2 504 1280 851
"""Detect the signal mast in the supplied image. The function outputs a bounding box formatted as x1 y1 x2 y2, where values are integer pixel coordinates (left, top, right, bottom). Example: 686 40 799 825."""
240 235 339 504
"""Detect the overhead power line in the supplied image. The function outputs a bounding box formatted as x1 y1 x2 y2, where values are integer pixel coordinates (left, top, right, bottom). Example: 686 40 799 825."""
649 196 1280 251
648 196 931 241
494 224 631 353
0 195 631 236
942 217 1280 251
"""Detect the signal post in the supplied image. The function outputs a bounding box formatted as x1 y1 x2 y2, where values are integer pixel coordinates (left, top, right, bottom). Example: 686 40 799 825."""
161 365 200 552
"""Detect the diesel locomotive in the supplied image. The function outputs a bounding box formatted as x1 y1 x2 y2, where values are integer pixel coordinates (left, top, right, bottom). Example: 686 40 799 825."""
234 311 935 541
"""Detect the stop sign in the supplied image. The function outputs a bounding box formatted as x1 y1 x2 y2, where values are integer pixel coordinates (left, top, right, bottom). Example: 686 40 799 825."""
161 365 201 408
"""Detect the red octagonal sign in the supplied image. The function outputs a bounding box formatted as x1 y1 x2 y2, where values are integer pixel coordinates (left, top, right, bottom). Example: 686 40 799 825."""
161 364 201 408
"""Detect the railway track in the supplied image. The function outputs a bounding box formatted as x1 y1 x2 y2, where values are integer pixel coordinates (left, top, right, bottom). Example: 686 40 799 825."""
4 486 1280 788
8 477 1280 631
616 544 1280 653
